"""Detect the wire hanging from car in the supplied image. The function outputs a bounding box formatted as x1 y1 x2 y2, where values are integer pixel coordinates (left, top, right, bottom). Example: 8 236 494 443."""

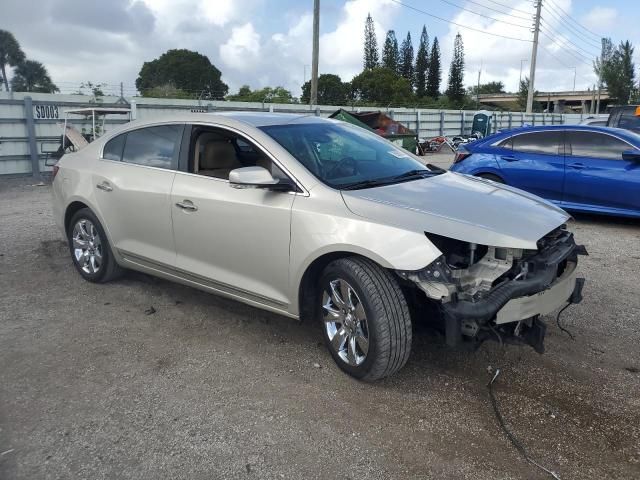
488 370 562 480
555 303 575 341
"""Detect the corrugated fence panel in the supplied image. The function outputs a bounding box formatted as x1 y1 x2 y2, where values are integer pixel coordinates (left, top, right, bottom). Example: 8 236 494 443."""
0 91 612 176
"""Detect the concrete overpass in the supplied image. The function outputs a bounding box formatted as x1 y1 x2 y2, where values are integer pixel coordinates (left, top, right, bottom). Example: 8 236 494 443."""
477 90 610 113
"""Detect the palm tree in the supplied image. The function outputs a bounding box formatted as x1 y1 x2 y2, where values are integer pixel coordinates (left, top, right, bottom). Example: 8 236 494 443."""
10 60 58 93
0 30 25 91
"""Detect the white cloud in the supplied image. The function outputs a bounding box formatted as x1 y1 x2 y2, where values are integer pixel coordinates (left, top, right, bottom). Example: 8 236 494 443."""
219 23 261 71
581 7 617 32
441 0 598 93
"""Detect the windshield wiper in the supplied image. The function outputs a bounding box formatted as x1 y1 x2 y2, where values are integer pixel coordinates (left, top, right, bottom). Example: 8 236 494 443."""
339 179 391 190
392 169 441 181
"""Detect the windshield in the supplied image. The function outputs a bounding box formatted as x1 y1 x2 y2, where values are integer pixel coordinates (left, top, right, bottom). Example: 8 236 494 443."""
260 122 436 189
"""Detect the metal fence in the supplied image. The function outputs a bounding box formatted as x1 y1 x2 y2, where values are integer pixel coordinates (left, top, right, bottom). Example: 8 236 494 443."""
0 91 609 177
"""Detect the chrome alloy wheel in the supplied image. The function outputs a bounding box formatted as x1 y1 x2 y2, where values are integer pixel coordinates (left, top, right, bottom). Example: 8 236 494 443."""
72 219 102 274
322 278 370 366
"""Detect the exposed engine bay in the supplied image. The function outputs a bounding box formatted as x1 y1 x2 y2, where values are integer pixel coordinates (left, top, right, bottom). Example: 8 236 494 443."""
397 226 587 353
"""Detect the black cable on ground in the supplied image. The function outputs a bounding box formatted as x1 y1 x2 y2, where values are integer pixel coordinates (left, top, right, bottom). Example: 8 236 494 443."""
488 370 562 480
555 303 575 341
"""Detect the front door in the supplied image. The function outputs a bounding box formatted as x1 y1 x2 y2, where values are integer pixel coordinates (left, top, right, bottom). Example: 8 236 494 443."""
170 126 295 309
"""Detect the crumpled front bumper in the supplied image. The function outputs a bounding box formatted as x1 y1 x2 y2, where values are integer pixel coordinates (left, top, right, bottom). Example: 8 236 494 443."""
439 231 586 352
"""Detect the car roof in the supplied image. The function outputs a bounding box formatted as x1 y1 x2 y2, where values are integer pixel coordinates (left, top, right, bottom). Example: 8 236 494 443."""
213 111 330 127
470 124 640 149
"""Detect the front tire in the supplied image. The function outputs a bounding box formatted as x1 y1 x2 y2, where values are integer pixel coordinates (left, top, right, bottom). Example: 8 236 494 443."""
318 257 412 381
67 208 123 283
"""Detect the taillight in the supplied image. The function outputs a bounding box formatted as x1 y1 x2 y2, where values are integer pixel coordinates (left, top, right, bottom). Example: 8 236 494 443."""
52 164 60 179
453 148 471 163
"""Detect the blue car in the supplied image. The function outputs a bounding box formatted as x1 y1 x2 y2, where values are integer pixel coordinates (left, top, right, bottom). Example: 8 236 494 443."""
449 125 640 218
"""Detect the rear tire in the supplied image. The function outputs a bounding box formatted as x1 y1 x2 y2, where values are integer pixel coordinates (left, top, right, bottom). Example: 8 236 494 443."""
318 257 412 381
67 208 123 283
477 173 505 184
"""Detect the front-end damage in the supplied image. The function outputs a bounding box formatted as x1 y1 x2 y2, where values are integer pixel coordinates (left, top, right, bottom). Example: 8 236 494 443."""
397 227 587 353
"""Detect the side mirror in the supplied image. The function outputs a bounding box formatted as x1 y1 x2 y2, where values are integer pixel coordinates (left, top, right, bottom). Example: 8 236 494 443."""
229 166 294 192
622 149 640 162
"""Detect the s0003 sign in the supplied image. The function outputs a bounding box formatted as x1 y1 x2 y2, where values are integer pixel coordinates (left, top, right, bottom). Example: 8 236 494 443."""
34 105 60 119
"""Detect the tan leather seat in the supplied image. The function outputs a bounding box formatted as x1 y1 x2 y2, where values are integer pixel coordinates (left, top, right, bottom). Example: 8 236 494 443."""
198 141 242 179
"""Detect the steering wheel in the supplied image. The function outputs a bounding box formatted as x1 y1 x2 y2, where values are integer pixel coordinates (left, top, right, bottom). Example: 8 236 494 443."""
326 156 358 178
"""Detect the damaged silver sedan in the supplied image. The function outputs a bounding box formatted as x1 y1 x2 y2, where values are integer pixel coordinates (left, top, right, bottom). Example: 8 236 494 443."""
51 112 585 381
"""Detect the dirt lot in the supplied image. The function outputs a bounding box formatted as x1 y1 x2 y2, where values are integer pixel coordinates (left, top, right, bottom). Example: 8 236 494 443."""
1 177 639 480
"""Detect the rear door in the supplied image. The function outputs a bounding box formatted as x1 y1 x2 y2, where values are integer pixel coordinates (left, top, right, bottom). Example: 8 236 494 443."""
496 130 565 201
93 124 184 266
563 130 640 214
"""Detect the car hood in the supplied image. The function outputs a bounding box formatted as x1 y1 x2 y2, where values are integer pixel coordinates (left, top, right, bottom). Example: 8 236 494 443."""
341 172 570 249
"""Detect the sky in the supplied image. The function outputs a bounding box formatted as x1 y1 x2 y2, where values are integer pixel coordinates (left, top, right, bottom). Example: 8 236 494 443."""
2 0 639 98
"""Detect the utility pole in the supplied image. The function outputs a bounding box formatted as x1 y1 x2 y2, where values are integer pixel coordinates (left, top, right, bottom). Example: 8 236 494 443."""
476 60 482 110
519 59 527 87
310 0 320 106
526 0 542 113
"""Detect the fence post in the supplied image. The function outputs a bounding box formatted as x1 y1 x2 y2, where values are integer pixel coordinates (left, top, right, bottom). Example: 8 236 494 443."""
439 111 444 136
416 110 421 139
23 96 41 182
460 111 465 135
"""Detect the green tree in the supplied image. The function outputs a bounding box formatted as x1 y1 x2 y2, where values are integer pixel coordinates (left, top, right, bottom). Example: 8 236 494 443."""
593 37 614 89
426 37 441 98
381 30 400 74
76 81 106 97
10 60 58 93
227 85 295 103
350 66 413 105
301 74 349 105
136 49 228 99
363 13 379 70
446 33 465 104
399 32 414 88
414 26 429 97
144 84 192 99
469 81 505 95
0 30 26 91
517 77 541 111
602 40 636 104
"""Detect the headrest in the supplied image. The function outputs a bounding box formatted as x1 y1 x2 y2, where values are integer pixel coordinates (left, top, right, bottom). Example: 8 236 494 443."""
201 141 238 170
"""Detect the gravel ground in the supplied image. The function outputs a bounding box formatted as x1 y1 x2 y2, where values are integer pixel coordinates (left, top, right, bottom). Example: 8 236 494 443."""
1 177 639 480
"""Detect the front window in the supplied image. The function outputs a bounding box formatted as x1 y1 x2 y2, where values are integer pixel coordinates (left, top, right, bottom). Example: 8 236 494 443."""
260 122 438 189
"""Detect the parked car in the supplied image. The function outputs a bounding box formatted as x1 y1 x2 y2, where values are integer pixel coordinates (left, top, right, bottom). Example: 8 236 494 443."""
606 105 640 133
450 125 640 218
51 113 585 380
579 116 608 127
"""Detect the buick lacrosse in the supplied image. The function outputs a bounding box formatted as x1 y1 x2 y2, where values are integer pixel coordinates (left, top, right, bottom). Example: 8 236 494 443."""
52 112 585 380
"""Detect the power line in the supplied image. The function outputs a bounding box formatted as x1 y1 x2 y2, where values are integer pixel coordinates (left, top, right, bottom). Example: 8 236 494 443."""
541 4 602 50
540 21 599 58
545 0 603 40
388 0 533 42
480 0 532 17
458 0 531 21
539 29 593 66
435 0 530 29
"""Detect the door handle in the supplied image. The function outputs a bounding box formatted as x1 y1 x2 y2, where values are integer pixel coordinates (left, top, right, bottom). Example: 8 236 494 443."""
568 162 585 169
96 181 113 192
175 200 198 212
500 155 518 162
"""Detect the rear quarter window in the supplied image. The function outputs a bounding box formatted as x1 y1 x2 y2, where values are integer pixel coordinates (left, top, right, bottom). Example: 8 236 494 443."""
103 134 125 161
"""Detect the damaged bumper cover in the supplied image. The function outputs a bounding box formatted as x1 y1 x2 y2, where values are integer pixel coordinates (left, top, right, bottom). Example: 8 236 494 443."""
399 230 586 352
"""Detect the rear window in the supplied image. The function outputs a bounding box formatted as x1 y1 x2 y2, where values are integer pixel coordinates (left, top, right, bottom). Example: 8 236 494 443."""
618 113 640 132
121 125 183 169
512 131 561 155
